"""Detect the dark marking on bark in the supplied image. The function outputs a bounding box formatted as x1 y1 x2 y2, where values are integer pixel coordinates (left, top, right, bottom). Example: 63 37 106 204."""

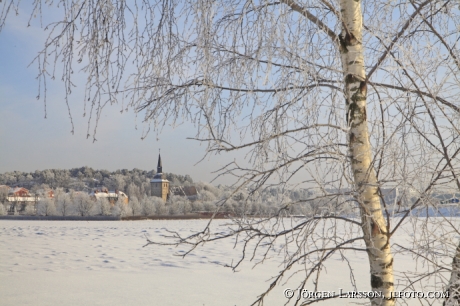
371 220 380 236
386 282 394 288
453 245 460 265
450 253 460 304
339 34 348 53
341 32 358 46
351 94 366 102
371 274 383 289
346 32 358 45
382 258 393 269
381 241 390 251
348 95 367 123
348 101 358 113
350 132 356 143
359 81 367 96
345 74 360 84
346 99 352 124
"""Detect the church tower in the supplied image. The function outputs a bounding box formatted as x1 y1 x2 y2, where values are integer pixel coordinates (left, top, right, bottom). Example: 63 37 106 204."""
150 152 169 201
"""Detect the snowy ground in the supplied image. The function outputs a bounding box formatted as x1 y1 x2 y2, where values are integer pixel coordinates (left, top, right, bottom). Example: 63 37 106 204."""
0 219 451 305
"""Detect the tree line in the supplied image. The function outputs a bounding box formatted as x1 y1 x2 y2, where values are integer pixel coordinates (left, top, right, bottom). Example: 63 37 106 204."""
1 167 446 218
0 167 192 199
0 167 333 217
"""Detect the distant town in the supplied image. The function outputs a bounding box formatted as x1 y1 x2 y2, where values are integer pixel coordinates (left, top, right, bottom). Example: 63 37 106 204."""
0 154 206 217
1 154 458 218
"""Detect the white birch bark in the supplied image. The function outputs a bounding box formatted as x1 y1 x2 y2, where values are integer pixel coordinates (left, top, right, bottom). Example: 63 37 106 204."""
339 1 394 305
445 243 460 305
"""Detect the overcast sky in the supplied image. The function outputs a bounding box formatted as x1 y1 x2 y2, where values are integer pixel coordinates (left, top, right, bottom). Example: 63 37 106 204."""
0 9 239 185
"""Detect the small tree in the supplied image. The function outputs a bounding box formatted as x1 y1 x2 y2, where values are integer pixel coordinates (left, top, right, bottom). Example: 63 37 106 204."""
127 183 141 201
198 190 216 202
24 203 36 215
55 191 72 216
127 196 142 216
0 186 8 203
115 200 130 217
98 198 111 216
190 200 204 213
201 201 215 213
37 198 57 216
110 201 122 217
169 195 192 215
0 202 6 216
152 197 167 215
73 193 94 217
141 197 156 216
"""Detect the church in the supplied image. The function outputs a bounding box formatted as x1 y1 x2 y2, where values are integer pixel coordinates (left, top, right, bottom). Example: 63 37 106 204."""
150 153 170 201
150 152 199 201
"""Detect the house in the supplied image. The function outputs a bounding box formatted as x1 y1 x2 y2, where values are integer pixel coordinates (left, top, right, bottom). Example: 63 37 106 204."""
5 187 38 214
7 187 37 203
90 189 129 204
10 187 30 197
171 186 198 201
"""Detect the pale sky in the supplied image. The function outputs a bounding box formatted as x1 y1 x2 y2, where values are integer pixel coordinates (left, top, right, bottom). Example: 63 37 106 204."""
0 10 238 185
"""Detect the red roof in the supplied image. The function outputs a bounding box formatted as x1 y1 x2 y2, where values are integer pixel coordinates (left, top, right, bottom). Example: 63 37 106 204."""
11 187 30 197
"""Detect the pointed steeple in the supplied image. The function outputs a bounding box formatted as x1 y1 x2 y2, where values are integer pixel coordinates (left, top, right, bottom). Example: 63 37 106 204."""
151 149 169 201
157 150 163 174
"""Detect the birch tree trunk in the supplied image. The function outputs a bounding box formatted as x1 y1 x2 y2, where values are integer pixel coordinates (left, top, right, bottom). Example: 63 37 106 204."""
339 1 394 305
445 242 460 305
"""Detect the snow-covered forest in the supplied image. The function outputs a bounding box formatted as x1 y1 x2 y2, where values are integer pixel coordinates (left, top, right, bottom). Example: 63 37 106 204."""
0 167 322 217
1 167 456 219
0 167 193 194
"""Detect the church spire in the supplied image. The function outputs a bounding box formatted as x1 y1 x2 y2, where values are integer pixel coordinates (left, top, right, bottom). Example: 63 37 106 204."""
157 150 163 174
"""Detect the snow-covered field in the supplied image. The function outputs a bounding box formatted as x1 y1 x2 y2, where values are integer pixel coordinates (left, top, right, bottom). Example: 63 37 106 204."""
0 219 450 305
